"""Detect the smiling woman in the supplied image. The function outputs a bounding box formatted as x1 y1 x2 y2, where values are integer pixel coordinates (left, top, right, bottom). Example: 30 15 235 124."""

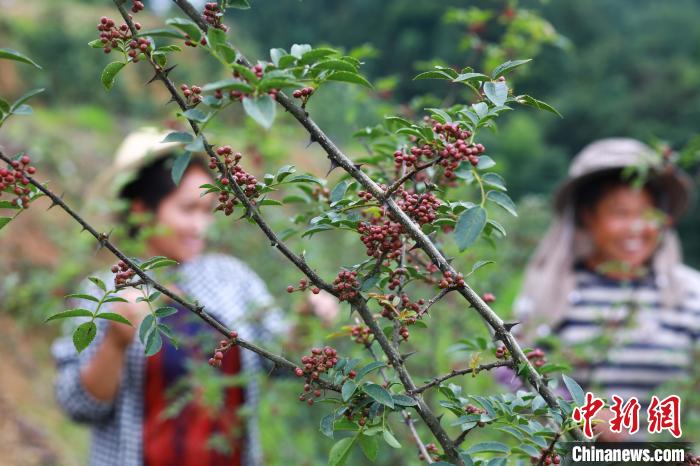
50 128 339 466
494 138 700 441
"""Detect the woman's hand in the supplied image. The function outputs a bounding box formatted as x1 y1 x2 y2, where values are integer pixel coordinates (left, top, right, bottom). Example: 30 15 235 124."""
306 290 340 326
106 288 152 349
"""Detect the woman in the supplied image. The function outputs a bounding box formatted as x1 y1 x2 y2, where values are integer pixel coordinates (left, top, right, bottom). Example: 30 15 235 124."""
496 138 700 441
51 128 337 465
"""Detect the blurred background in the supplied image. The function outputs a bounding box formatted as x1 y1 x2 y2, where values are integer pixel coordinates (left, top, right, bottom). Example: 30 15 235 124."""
1 0 699 464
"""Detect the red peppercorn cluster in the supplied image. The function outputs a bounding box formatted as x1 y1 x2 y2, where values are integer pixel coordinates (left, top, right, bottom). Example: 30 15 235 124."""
130 0 145 13
0 155 35 208
180 84 202 105
349 325 372 345
286 278 320 295
292 87 314 99
433 122 487 177
294 346 339 405
202 2 228 31
438 270 465 289
96 16 142 55
396 189 440 225
111 260 136 286
209 145 259 215
495 345 509 359
126 37 152 61
184 34 208 48
527 347 547 368
684 453 700 465
393 143 433 168
208 330 238 368
228 64 279 101
333 270 360 301
357 190 373 202
357 219 403 260
531 450 561 465
418 442 440 462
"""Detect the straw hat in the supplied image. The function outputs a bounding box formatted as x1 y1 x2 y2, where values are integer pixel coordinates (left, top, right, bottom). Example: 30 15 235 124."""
86 127 207 203
553 138 693 221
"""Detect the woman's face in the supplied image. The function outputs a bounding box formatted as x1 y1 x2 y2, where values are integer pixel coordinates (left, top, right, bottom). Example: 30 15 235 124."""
144 165 216 263
582 185 664 271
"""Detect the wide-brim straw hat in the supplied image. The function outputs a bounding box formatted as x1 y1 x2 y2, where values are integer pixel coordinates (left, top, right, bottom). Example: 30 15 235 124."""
86 127 207 203
553 138 693 221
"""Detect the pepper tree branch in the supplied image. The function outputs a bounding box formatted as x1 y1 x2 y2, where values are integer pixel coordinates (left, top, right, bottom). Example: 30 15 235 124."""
110 3 466 462
410 360 515 395
169 0 584 442
0 148 340 392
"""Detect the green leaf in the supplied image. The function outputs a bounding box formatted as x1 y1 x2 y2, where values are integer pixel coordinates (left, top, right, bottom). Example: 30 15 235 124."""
155 306 178 318
65 293 100 303
144 329 163 356
230 63 258 83
491 59 532 79
0 217 11 230
483 81 508 107
137 28 183 39
11 104 32 115
320 413 335 439
414 69 457 80
145 258 179 270
201 79 254 93
181 108 208 123
330 180 349 204
470 260 494 274
139 314 155 343
290 43 312 59
454 206 487 251
0 48 41 69
476 155 496 170
486 191 517 217
95 312 132 325
516 95 562 118
103 296 129 303
88 39 104 49
161 131 193 143
362 383 394 408
328 436 356 466
11 88 44 112
313 59 357 73
341 380 357 402
242 95 276 129
562 374 585 406
354 361 385 381
166 17 202 42
88 276 107 292
382 429 401 448
482 172 506 191
101 62 126 91
300 47 338 64
472 102 488 119
453 72 489 83
466 441 510 455
73 321 97 353
358 433 378 461
45 308 93 322
171 151 192 186
392 394 418 407
207 27 227 51
325 71 372 89
285 174 323 185
0 200 19 209
226 0 250 8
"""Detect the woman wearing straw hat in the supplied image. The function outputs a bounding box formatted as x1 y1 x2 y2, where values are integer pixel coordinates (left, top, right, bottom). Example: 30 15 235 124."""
51 127 338 466
496 138 699 441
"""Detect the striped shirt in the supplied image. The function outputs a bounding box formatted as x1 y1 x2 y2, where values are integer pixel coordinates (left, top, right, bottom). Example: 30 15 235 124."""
51 253 288 466
556 262 700 410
